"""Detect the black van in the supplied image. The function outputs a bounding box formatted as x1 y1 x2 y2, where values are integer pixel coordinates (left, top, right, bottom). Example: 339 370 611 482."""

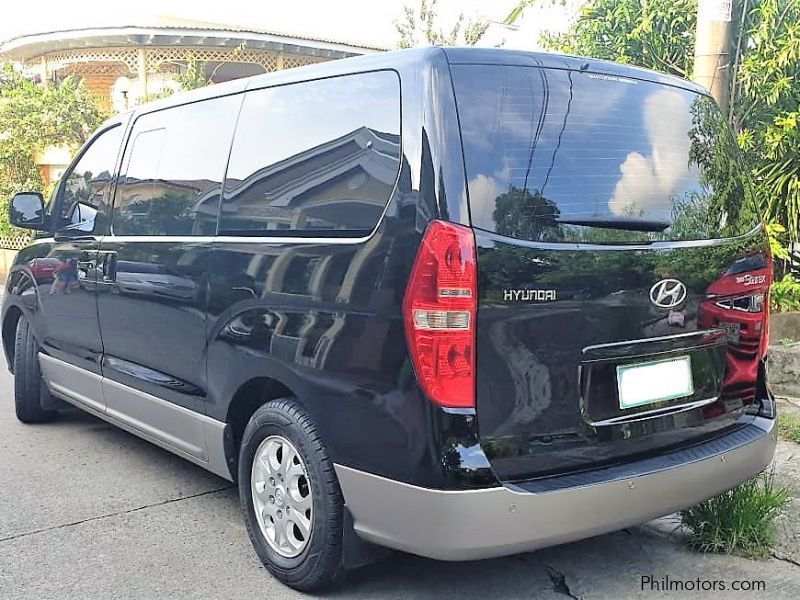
2 48 777 590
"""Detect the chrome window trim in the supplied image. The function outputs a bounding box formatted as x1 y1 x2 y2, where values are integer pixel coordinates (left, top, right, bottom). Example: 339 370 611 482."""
31 234 375 245
477 223 766 252
214 234 373 245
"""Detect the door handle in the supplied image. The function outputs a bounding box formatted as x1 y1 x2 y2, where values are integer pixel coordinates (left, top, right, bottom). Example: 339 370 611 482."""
55 234 97 242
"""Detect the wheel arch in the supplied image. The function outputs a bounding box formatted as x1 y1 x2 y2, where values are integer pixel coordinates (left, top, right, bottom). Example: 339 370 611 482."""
2 305 23 373
224 376 296 479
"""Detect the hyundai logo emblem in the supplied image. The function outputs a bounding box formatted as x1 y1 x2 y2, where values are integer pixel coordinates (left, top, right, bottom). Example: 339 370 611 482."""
649 279 687 309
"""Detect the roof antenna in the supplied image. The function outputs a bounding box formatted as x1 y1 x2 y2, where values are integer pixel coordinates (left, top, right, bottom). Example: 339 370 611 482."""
579 62 590 71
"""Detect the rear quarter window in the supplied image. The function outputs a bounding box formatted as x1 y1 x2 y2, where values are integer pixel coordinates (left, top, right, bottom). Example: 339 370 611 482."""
220 70 401 236
452 65 759 243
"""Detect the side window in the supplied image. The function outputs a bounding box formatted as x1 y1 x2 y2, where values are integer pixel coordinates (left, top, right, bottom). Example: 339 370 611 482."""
113 95 240 236
221 71 401 236
57 125 123 234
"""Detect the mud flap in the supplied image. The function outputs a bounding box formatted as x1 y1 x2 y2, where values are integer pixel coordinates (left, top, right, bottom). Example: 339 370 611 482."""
342 506 391 569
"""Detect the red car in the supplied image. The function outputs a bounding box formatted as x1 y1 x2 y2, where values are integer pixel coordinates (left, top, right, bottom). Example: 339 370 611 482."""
28 257 61 281
698 253 771 409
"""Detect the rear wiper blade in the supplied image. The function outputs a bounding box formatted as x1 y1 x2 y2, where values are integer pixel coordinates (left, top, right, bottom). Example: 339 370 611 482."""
555 218 670 232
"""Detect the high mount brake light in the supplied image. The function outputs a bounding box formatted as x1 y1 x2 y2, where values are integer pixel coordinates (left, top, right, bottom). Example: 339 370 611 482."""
403 220 477 409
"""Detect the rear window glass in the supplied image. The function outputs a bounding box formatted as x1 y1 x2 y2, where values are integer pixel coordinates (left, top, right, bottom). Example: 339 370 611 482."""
452 65 759 243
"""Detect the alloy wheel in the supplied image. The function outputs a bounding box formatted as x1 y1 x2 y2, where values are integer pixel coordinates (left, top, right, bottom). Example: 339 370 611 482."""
251 435 313 558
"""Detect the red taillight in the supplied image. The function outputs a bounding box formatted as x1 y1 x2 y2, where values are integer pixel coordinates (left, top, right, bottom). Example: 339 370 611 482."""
403 220 477 409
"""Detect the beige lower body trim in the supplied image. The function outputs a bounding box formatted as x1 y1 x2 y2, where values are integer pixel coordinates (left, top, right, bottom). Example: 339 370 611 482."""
335 417 777 561
39 353 232 481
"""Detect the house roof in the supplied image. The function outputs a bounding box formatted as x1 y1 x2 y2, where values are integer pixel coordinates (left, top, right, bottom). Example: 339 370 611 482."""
0 18 389 63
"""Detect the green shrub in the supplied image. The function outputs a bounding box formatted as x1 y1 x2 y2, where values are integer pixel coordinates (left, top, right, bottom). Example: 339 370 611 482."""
778 413 800 444
1 64 105 235
680 469 792 557
771 273 800 313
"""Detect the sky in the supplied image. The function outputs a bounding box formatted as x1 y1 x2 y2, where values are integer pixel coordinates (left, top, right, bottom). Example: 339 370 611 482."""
0 0 579 50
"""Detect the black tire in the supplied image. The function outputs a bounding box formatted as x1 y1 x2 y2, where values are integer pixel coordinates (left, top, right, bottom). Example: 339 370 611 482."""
13 315 56 424
238 398 344 591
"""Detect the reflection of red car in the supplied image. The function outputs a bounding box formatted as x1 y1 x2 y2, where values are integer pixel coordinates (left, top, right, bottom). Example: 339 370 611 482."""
698 253 771 408
28 258 61 281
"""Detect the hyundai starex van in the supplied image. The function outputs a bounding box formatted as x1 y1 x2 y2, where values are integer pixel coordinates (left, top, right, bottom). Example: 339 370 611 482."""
2 48 777 590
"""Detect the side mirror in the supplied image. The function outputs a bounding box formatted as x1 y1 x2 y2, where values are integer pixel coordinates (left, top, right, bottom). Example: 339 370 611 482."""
9 192 47 230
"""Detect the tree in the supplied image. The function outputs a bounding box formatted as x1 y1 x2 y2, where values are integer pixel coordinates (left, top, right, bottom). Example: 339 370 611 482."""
139 43 255 105
536 0 697 78
173 55 211 91
734 0 800 245
492 185 561 241
117 192 196 235
685 94 755 237
138 54 221 104
0 65 105 235
506 0 800 249
395 0 490 48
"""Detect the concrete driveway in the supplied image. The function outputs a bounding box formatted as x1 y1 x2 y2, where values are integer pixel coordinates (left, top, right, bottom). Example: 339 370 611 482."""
0 368 798 599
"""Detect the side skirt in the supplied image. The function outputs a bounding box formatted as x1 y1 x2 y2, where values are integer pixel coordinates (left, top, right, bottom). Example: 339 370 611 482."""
38 353 233 481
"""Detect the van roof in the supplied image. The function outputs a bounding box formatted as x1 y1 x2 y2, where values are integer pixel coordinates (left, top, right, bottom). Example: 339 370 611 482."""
442 48 708 95
127 47 710 118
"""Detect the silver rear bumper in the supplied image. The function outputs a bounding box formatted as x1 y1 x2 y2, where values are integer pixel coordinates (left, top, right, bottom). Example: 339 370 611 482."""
335 416 777 561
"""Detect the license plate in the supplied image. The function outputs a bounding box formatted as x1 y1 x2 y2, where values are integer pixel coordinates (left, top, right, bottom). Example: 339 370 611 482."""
616 356 694 410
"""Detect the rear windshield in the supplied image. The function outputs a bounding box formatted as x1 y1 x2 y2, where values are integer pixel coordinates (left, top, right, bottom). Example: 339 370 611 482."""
452 65 759 243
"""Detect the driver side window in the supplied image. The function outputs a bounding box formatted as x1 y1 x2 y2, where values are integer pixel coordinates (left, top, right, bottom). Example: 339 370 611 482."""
56 125 123 234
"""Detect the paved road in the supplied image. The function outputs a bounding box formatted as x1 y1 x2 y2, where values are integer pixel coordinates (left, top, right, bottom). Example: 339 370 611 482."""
0 369 798 599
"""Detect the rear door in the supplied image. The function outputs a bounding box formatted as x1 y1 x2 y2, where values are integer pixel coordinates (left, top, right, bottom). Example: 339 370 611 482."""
450 62 769 482
96 96 240 459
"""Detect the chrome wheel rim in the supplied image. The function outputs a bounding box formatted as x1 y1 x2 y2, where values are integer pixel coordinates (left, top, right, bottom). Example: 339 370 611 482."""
251 435 313 558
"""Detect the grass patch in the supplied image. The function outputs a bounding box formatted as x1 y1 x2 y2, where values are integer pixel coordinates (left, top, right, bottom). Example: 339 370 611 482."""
680 469 792 557
778 412 800 444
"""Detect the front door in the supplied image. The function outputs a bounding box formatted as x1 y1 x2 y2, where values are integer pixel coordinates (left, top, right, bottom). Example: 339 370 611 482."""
95 96 241 460
36 124 125 411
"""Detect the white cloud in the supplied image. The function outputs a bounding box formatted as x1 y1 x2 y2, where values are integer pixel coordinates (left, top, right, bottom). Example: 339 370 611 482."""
466 173 503 229
464 164 518 228
608 89 696 218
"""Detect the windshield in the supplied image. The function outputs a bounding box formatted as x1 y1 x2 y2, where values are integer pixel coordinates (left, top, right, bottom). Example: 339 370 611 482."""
452 65 759 243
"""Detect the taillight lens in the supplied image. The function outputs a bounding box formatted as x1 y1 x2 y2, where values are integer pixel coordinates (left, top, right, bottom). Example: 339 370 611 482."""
403 220 477 409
